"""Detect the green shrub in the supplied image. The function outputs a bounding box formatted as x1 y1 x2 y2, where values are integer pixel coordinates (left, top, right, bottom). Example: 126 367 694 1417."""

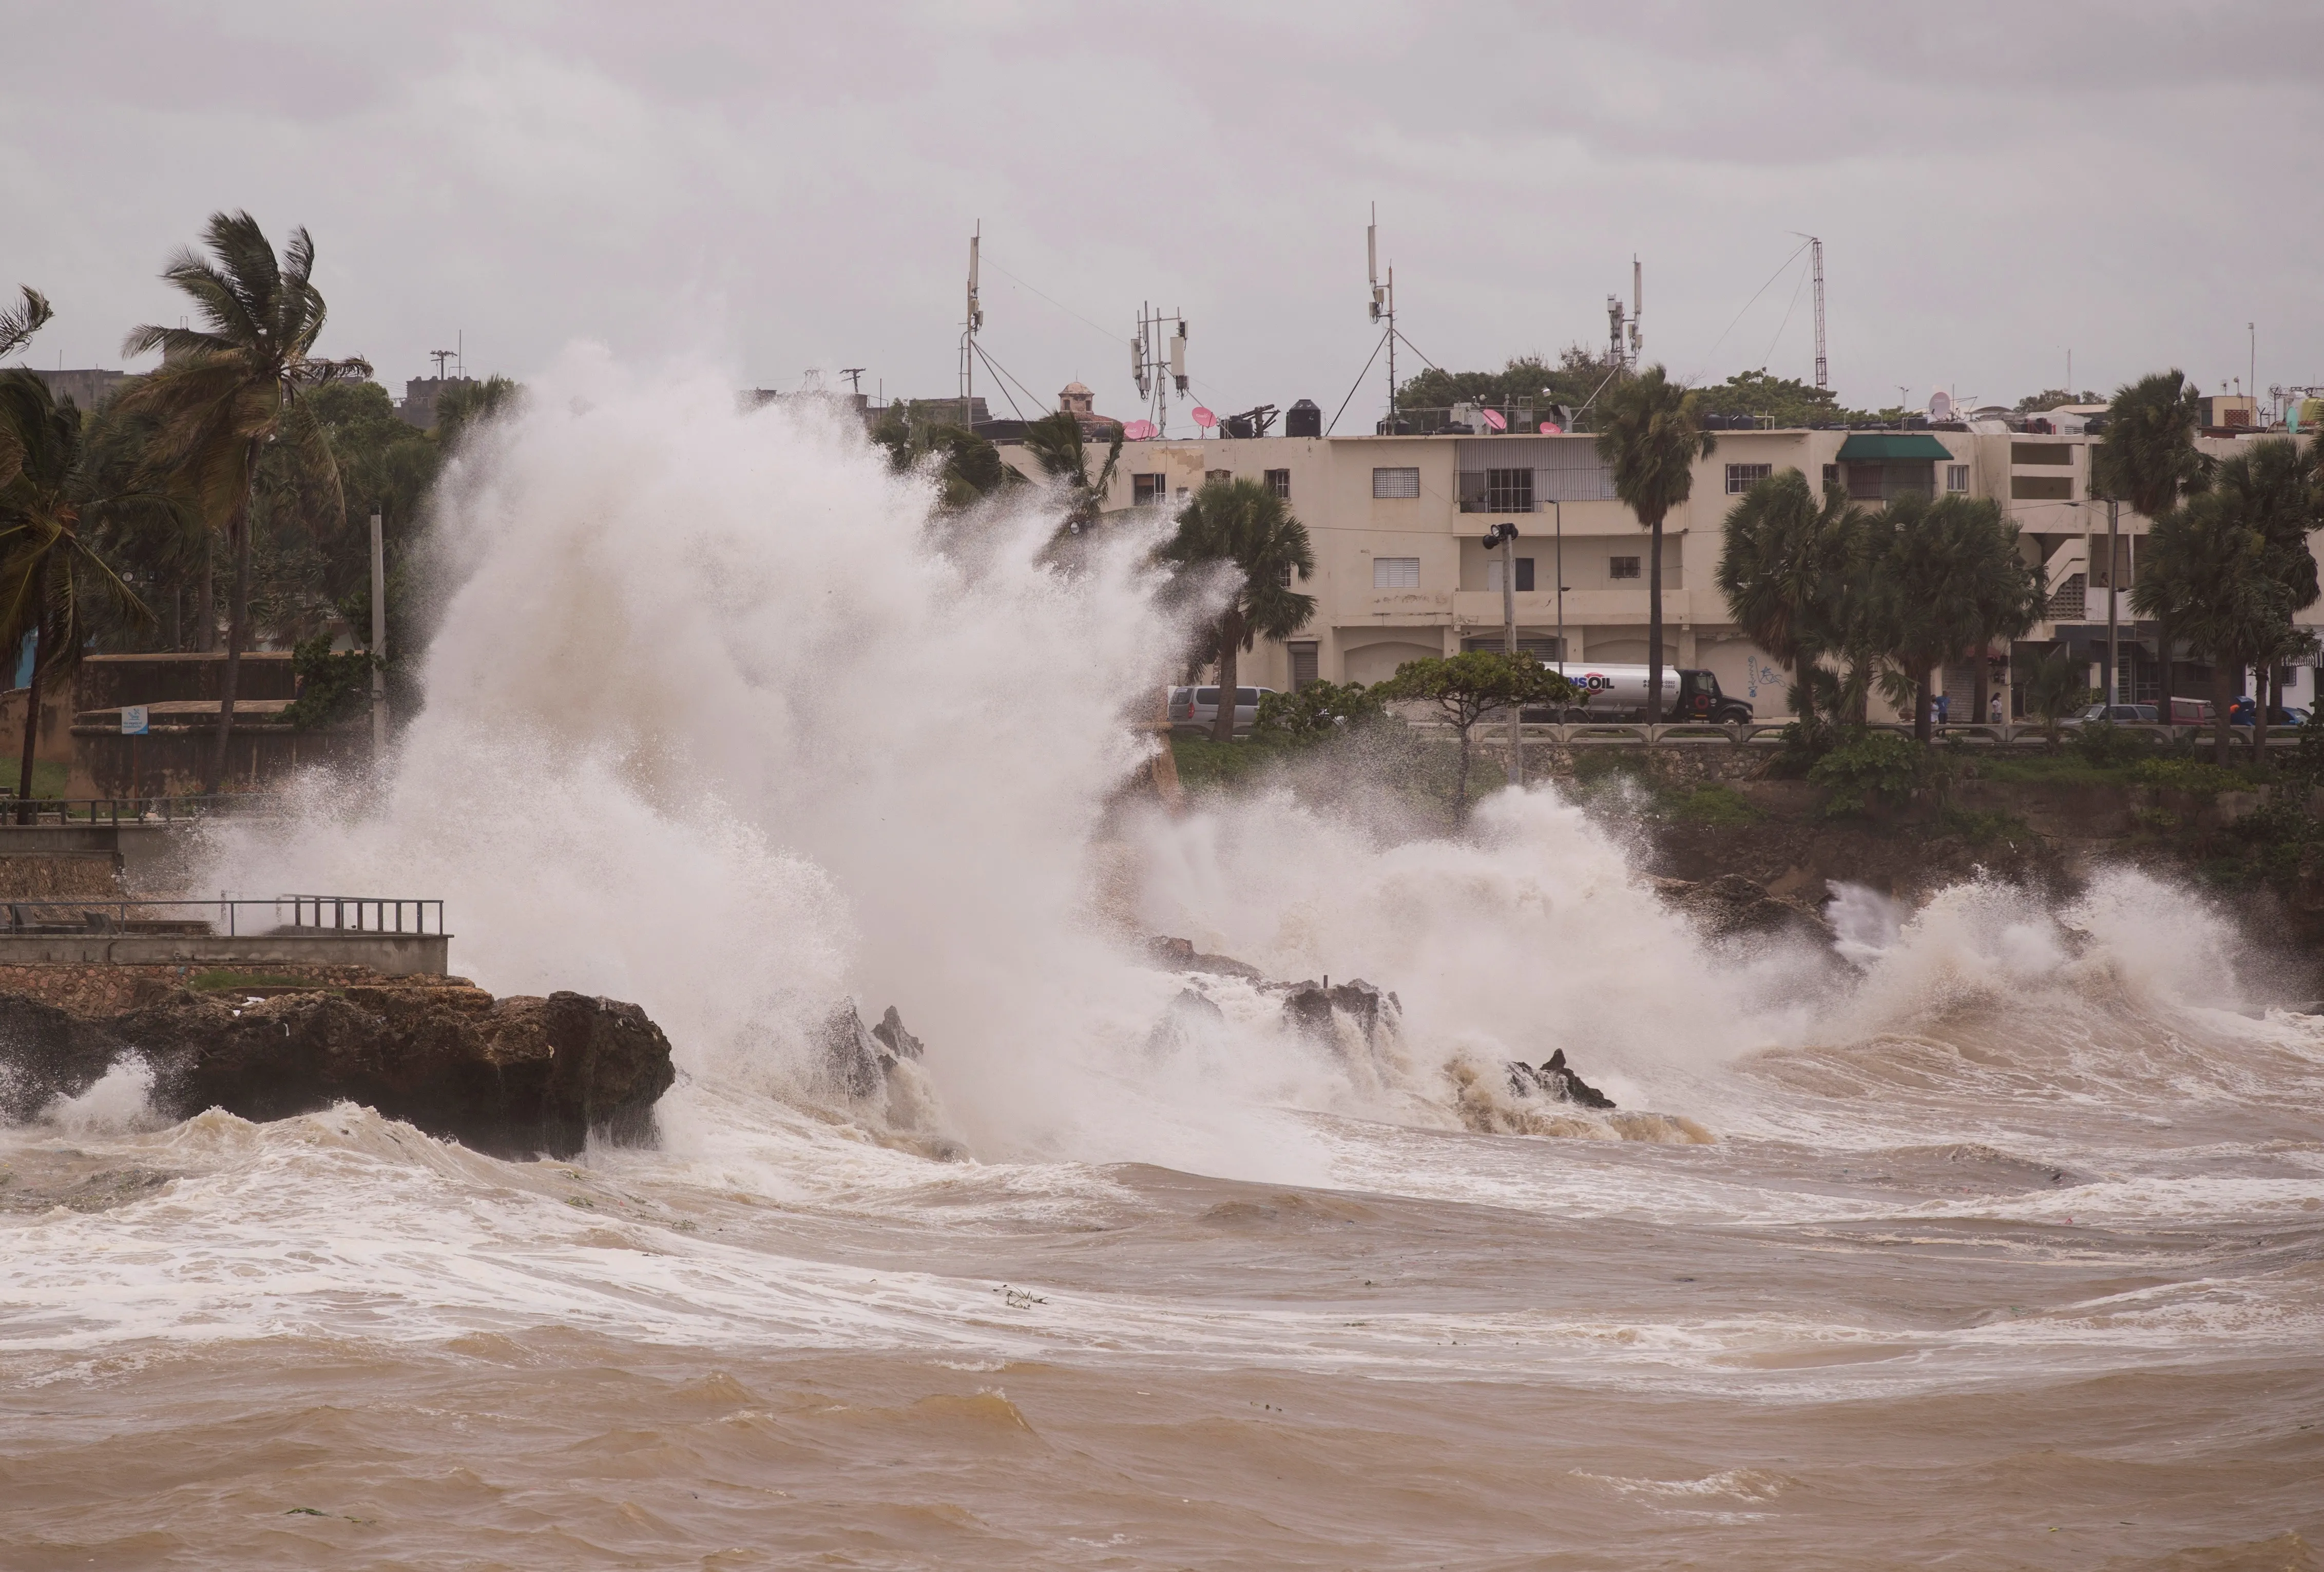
2072 720 2158 768
1251 680 1386 744
1808 731 1936 817
1666 783 1763 826
1935 804 2030 844
2131 757 2252 798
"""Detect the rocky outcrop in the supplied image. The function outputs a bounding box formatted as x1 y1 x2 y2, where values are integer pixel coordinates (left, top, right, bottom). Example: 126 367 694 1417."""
1142 936 1265 981
817 1001 928 1098
1653 873 1838 946
1278 977 1400 1052
1507 1048 1615 1109
0 986 674 1159
1145 987 1226 1056
813 1000 960 1159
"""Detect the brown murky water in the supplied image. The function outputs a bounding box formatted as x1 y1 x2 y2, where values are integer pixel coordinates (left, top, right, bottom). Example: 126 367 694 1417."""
6 980 2321 1570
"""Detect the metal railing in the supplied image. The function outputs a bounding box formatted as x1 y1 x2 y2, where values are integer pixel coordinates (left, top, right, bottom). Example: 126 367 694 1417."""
1420 718 2315 749
0 895 444 937
0 794 287 827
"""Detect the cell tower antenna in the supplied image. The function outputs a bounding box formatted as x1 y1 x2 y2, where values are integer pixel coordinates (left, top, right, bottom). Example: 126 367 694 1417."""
959 223 984 427
1130 301 1190 436
1630 255 1643 366
1808 236 1828 391
1369 204 1397 427
428 349 454 379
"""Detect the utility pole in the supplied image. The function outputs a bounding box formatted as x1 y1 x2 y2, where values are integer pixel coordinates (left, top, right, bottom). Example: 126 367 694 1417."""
2106 498 2120 711
960 224 983 429
1486 522 1524 785
1369 206 1397 430
369 507 387 757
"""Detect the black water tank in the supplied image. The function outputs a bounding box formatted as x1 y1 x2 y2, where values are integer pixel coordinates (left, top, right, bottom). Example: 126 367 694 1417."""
1285 398 1321 438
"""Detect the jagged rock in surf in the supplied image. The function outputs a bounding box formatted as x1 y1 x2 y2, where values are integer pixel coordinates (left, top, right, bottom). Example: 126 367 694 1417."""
1279 978 1401 1054
871 1005 924 1062
1145 987 1226 1056
1653 873 1837 946
1507 1048 1616 1109
1143 935 1265 981
0 986 674 1160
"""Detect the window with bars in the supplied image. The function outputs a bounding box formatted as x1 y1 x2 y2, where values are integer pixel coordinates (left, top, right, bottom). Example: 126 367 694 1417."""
1610 555 1642 581
1290 643 1319 688
1946 464 1971 493
1373 467 1422 499
1485 467 1534 511
1373 557 1420 588
1822 463 1840 492
1264 468 1291 499
1724 463 1773 495
1205 468 1233 485
1132 473 1168 505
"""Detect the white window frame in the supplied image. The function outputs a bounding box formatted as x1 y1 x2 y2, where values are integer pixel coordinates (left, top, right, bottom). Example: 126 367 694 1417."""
1372 467 1422 500
1724 463 1773 495
1946 464 1971 493
1373 557 1420 589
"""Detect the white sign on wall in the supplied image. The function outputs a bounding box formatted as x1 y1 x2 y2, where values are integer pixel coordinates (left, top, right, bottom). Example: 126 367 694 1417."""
120 705 148 736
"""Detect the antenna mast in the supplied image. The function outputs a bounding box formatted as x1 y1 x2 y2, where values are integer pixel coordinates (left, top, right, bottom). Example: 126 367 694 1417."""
1809 236 1828 391
1370 204 1398 429
959 223 984 428
1630 256 1643 367
1131 302 1190 436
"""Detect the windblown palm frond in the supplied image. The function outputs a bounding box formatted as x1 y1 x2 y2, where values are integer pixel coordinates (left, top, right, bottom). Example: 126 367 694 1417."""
0 286 51 360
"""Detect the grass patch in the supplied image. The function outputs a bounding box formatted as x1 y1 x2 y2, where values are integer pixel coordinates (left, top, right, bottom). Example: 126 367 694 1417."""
1168 734 1271 792
1664 783 1763 826
1935 804 2032 844
2131 757 2257 797
1971 753 2134 787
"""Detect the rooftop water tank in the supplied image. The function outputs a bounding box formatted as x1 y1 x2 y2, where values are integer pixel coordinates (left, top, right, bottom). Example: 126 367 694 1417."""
1285 398 1321 438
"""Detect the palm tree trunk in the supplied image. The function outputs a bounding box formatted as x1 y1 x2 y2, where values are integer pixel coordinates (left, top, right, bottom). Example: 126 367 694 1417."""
2212 659 2235 766
1209 612 1242 744
208 445 260 794
1645 515 1664 724
2157 618 2175 731
196 534 216 653
1914 664 1934 744
2256 661 2273 758
14 629 40 826
1972 649 1990 731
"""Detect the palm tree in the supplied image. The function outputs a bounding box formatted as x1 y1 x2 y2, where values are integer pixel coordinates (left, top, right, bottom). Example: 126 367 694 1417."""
0 287 50 362
117 213 369 792
2213 437 2324 748
1022 411 1124 533
1715 468 1862 721
1159 477 1316 742
2091 371 2207 722
1596 366 1714 722
2021 645 2087 748
2132 491 2285 764
0 372 157 811
1866 493 2044 743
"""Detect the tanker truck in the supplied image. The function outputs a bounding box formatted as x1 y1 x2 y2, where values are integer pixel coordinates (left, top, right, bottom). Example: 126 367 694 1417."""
1520 663 1755 724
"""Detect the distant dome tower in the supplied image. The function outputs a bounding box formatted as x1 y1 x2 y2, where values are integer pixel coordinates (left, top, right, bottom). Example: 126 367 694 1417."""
1059 381 1094 416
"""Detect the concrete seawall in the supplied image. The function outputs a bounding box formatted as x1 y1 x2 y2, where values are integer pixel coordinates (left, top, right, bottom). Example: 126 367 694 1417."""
0 932 449 975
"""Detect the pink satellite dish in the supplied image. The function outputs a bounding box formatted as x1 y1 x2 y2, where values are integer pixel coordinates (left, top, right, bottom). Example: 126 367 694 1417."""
1122 419 1158 441
1481 408 1507 431
1539 420 1564 434
1191 406 1217 429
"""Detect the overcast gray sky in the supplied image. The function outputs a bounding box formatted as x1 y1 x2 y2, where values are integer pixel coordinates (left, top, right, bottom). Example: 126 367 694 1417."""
7 2 2321 424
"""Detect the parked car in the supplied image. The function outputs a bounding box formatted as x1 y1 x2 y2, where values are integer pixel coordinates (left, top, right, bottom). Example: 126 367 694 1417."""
2062 703 2159 727
2226 698 2308 727
2169 697 2216 726
1167 684 1276 735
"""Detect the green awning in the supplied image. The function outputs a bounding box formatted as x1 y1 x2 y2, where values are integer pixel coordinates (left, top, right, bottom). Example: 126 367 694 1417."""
1835 433 1955 461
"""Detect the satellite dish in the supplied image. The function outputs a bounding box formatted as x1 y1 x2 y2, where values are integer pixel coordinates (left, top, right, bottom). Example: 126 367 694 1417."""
1928 390 1955 420
1539 421 1563 434
1190 406 1216 429
1122 419 1158 441
1481 408 1507 432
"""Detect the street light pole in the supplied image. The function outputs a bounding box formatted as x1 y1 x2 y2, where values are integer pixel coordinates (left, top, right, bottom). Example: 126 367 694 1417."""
2106 497 2120 711
1502 523 1522 787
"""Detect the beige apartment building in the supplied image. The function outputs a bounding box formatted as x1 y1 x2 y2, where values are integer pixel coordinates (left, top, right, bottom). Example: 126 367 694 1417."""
1081 421 2321 720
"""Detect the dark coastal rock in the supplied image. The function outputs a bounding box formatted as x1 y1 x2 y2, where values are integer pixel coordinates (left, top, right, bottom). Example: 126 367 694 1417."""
818 1001 928 1099
1507 1048 1616 1109
1279 978 1401 1053
1654 873 1837 946
0 987 675 1159
1146 987 1226 1056
1143 935 1265 981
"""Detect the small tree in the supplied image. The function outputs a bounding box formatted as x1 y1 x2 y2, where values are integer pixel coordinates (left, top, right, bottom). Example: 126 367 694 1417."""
1864 493 2043 742
1373 650 1576 814
1159 478 1316 742
2022 645 2090 747
1251 680 1386 744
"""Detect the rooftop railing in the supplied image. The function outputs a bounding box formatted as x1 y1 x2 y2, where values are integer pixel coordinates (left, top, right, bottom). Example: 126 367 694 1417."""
0 895 445 937
0 795 286 827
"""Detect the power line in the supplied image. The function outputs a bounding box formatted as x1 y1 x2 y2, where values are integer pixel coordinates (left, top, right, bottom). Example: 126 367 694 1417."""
1326 333 1390 436
1687 239 1811 385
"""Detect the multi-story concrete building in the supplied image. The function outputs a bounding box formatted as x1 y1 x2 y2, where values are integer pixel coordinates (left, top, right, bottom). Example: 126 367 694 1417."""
1085 419 2321 719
